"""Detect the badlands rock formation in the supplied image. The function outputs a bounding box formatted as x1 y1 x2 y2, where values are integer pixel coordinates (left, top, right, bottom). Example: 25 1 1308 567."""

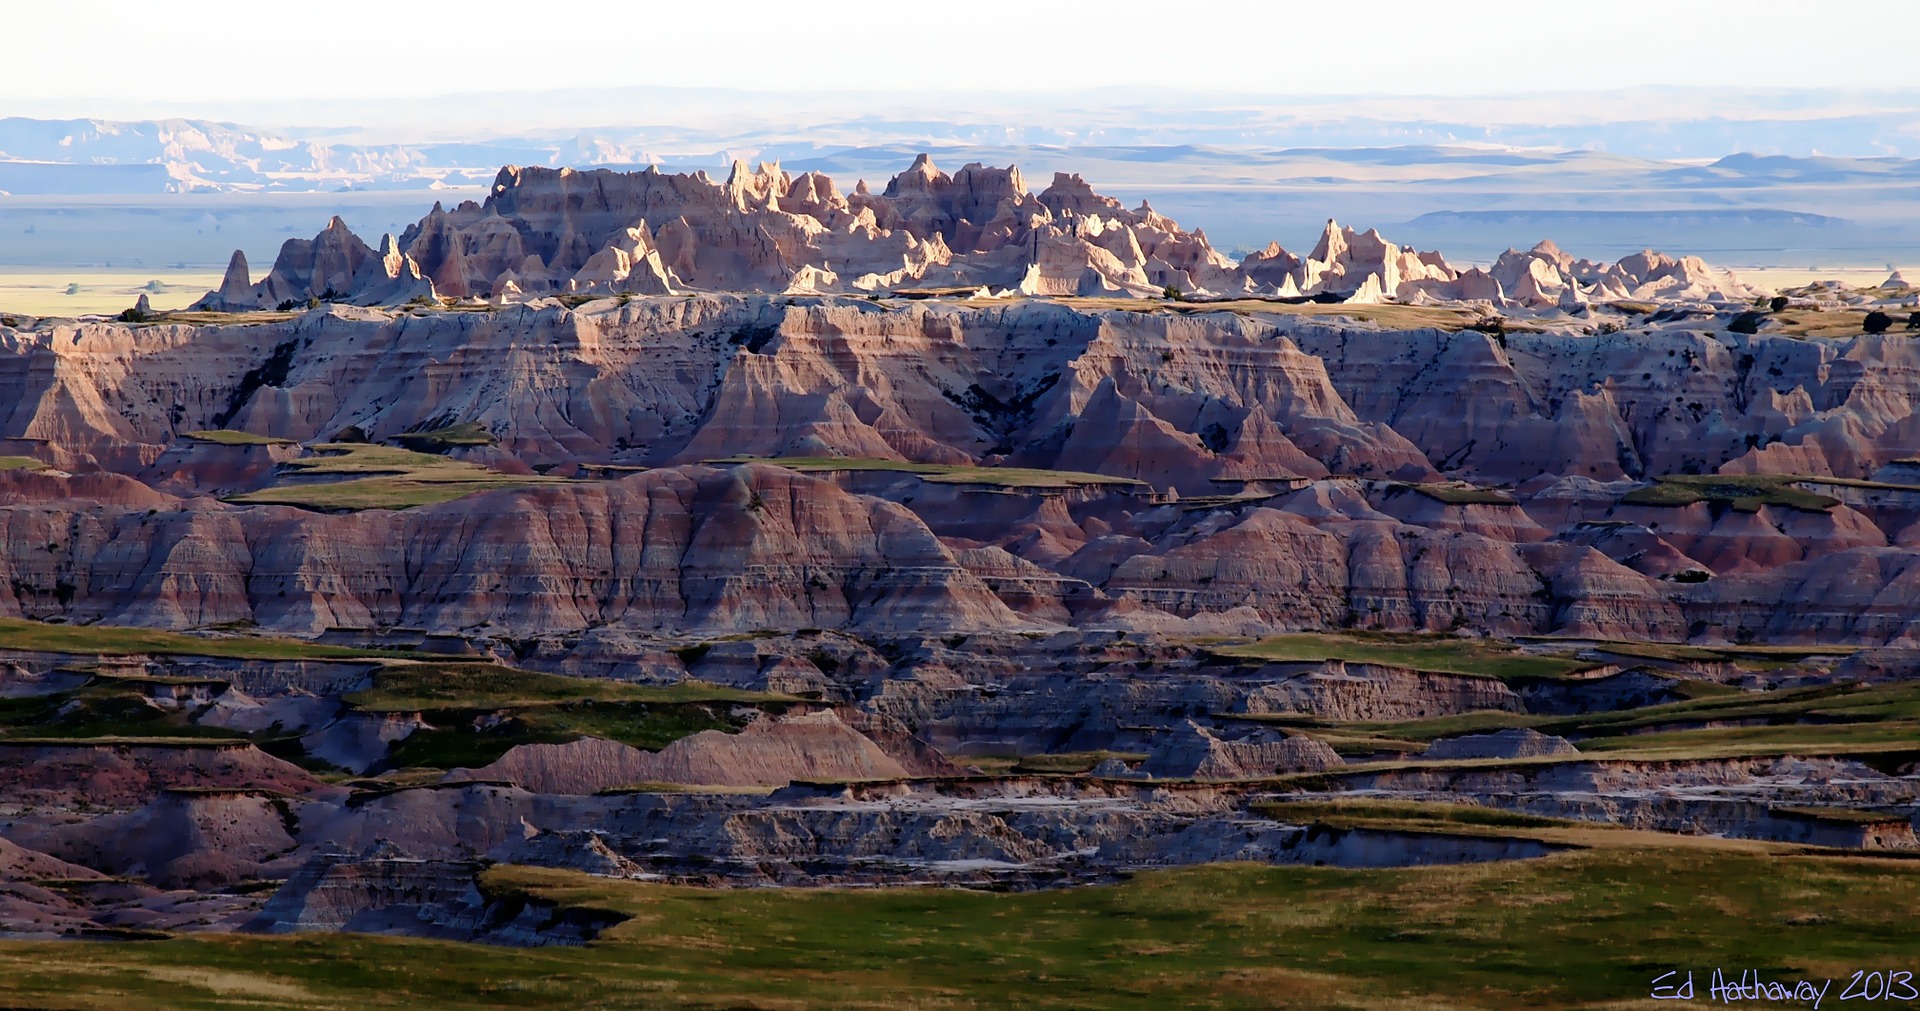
191 156 1760 310
1 157 1916 949
450 711 911 792
9 295 1920 644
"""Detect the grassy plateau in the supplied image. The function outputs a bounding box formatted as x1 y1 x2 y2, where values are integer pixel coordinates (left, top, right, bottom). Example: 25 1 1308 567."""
1200 631 1594 681
711 455 1147 488
227 443 562 510
0 617 405 661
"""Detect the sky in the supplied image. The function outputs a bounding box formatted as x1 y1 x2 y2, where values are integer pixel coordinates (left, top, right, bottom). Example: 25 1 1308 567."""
8 0 1918 114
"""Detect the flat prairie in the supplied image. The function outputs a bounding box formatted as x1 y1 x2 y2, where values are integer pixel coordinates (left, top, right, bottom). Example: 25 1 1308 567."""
0 268 223 316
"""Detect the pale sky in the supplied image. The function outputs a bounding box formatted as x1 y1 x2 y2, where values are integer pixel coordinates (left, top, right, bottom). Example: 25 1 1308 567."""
7 0 1917 110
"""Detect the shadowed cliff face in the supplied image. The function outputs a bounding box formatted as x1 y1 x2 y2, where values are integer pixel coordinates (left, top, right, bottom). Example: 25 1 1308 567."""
6 296 1920 643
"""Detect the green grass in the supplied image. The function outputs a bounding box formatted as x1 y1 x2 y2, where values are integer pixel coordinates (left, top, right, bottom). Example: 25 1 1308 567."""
1201 631 1593 681
0 657 790 769
380 701 751 770
393 422 498 451
226 443 563 511
1063 296 1484 333
344 664 781 712
1396 483 1519 506
0 455 47 471
1620 474 1840 513
228 476 546 510
710 456 1147 488
1011 750 1149 775
0 685 244 742
1539 638 1862 668
346 664 793 771
1257 679 1920 768
182 430 295 446
2 846 1917 1008
1770 806 1907 824
1252 797 1580 832
278 444 466 475
0 618 408 661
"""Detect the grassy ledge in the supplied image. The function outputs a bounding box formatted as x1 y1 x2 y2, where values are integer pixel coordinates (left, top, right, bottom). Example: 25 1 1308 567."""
1199 631 1594 681
1620 474 1840 513
182 430 296 447
0 617 407 661
225 443 564 511
343 663 784 712
709 455 1147 489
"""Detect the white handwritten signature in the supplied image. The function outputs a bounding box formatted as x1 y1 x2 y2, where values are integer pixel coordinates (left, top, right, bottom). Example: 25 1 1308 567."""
1652 969 1919 1008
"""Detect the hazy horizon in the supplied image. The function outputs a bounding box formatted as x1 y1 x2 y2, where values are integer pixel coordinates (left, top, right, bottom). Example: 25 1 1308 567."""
9 0 1917 121
5 1 1919 274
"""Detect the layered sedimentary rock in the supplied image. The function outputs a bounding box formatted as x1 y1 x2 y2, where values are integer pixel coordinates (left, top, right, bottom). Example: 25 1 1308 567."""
191 157 1759 310
0 740 323 806
1422 728 1579 760
1142 721 1342 779
19 297 1918 486
0 464 1019 635
9 297 1920 644
450 711 910 792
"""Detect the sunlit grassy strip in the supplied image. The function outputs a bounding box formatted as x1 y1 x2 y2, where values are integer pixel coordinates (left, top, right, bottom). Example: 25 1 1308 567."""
1059 296 1483 331
344 663 787 712
278 443 497 475
0 617 410 661
1620 474 1840 512
155 310 304 326
226 476 548 510
1400 482 1518 505
0 456 47 471
709 455 1148 488
226 442 569 510
182 430 296 446
1200 631 1594 681
1262 739 1920 790
1765 308 1880 338
1316 680 1920 747
2 846 1917 1009
1252 797 1585 833
1530 637 1865 663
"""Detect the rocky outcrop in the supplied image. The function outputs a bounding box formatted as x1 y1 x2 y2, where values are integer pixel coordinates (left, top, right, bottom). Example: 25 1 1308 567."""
189 157 1756 310
1142 721 1342 780
0 741 323 806
17 789 303 887
454 711 910 791
1422 728 1579 760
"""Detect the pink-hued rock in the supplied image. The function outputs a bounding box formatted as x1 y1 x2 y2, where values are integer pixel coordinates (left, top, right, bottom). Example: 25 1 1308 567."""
0 741 323 807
